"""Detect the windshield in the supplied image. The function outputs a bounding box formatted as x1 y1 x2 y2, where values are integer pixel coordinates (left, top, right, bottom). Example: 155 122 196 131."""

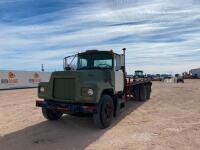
135 71 143 76
77 54 113 70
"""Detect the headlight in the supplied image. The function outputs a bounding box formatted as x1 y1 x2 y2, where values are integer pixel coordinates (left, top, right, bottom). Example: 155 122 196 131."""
81 88 94 96
88 89 94 96
39 87 45 93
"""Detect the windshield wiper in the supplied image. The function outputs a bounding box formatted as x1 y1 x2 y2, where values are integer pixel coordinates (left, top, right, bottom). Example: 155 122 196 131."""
93 67 111 70
77 67 112 70
77 67 90 70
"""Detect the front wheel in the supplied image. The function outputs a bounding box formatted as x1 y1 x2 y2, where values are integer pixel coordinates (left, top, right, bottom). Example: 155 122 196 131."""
93 95 114 129
42 108 63 120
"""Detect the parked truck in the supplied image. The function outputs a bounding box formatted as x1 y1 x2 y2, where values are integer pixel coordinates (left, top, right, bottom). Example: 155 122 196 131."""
36 48 152 129
175 74 184 83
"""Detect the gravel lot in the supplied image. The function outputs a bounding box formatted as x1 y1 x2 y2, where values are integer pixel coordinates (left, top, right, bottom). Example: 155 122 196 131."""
0 80 200 150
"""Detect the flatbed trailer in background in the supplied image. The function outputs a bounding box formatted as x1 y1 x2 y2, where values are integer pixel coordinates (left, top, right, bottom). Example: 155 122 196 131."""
36 48 152 129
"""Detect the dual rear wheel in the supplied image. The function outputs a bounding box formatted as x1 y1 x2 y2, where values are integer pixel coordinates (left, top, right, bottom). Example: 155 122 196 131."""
134 84 151 101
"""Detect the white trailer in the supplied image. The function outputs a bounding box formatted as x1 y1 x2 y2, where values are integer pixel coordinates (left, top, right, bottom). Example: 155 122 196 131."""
190 68 200 78
0 70 51 90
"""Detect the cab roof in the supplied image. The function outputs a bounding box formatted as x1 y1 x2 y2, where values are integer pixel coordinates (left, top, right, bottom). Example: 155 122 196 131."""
79 49 120 56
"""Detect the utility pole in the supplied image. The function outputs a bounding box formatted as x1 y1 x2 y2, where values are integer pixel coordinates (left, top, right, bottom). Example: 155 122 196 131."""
41 64 44 72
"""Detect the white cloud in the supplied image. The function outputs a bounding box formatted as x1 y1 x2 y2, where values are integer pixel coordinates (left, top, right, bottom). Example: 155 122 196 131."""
0 0 199 73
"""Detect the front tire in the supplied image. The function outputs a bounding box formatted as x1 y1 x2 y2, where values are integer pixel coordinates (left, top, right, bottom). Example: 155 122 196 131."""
93 95 114 129
42 108 63 120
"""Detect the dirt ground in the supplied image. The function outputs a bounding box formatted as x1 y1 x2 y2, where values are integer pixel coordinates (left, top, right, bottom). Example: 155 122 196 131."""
0 80 200 150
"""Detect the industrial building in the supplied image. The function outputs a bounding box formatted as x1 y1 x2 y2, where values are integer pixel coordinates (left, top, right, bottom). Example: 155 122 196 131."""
190 68 200 78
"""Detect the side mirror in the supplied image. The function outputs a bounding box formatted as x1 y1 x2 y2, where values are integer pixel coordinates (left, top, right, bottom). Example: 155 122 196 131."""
65 66 71 70
63 55 77 71
63 57 71 70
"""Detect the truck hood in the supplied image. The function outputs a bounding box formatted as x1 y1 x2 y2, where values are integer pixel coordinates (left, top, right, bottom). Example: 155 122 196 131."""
52 70 112 84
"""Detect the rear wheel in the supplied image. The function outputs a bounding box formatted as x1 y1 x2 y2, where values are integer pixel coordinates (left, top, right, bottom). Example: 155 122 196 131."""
42 108 63 120
146 84 151 100
93 95 114 129
139 85 147 101
133 85 140 101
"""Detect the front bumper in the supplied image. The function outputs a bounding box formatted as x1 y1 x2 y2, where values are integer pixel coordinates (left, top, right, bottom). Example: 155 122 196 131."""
36 100 97 114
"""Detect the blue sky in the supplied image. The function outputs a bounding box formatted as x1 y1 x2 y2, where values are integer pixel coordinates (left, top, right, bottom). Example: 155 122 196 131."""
0 0 199 74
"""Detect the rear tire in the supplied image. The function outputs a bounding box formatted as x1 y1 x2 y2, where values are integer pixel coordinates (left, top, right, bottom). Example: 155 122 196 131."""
93 95 114 129
133 85 140 101
139 85 147 101
146 84 151 100
42 108 63 120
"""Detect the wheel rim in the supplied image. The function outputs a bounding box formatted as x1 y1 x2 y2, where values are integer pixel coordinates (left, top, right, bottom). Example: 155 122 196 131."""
102 101 113 122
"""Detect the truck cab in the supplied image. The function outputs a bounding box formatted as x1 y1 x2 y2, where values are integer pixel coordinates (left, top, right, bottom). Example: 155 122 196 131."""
36 49 152 129
175 74 184 83
134 70 145 79
38 50 124 102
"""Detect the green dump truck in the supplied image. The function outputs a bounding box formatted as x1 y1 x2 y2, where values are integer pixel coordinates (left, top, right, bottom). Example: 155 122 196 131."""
36 48 152 129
